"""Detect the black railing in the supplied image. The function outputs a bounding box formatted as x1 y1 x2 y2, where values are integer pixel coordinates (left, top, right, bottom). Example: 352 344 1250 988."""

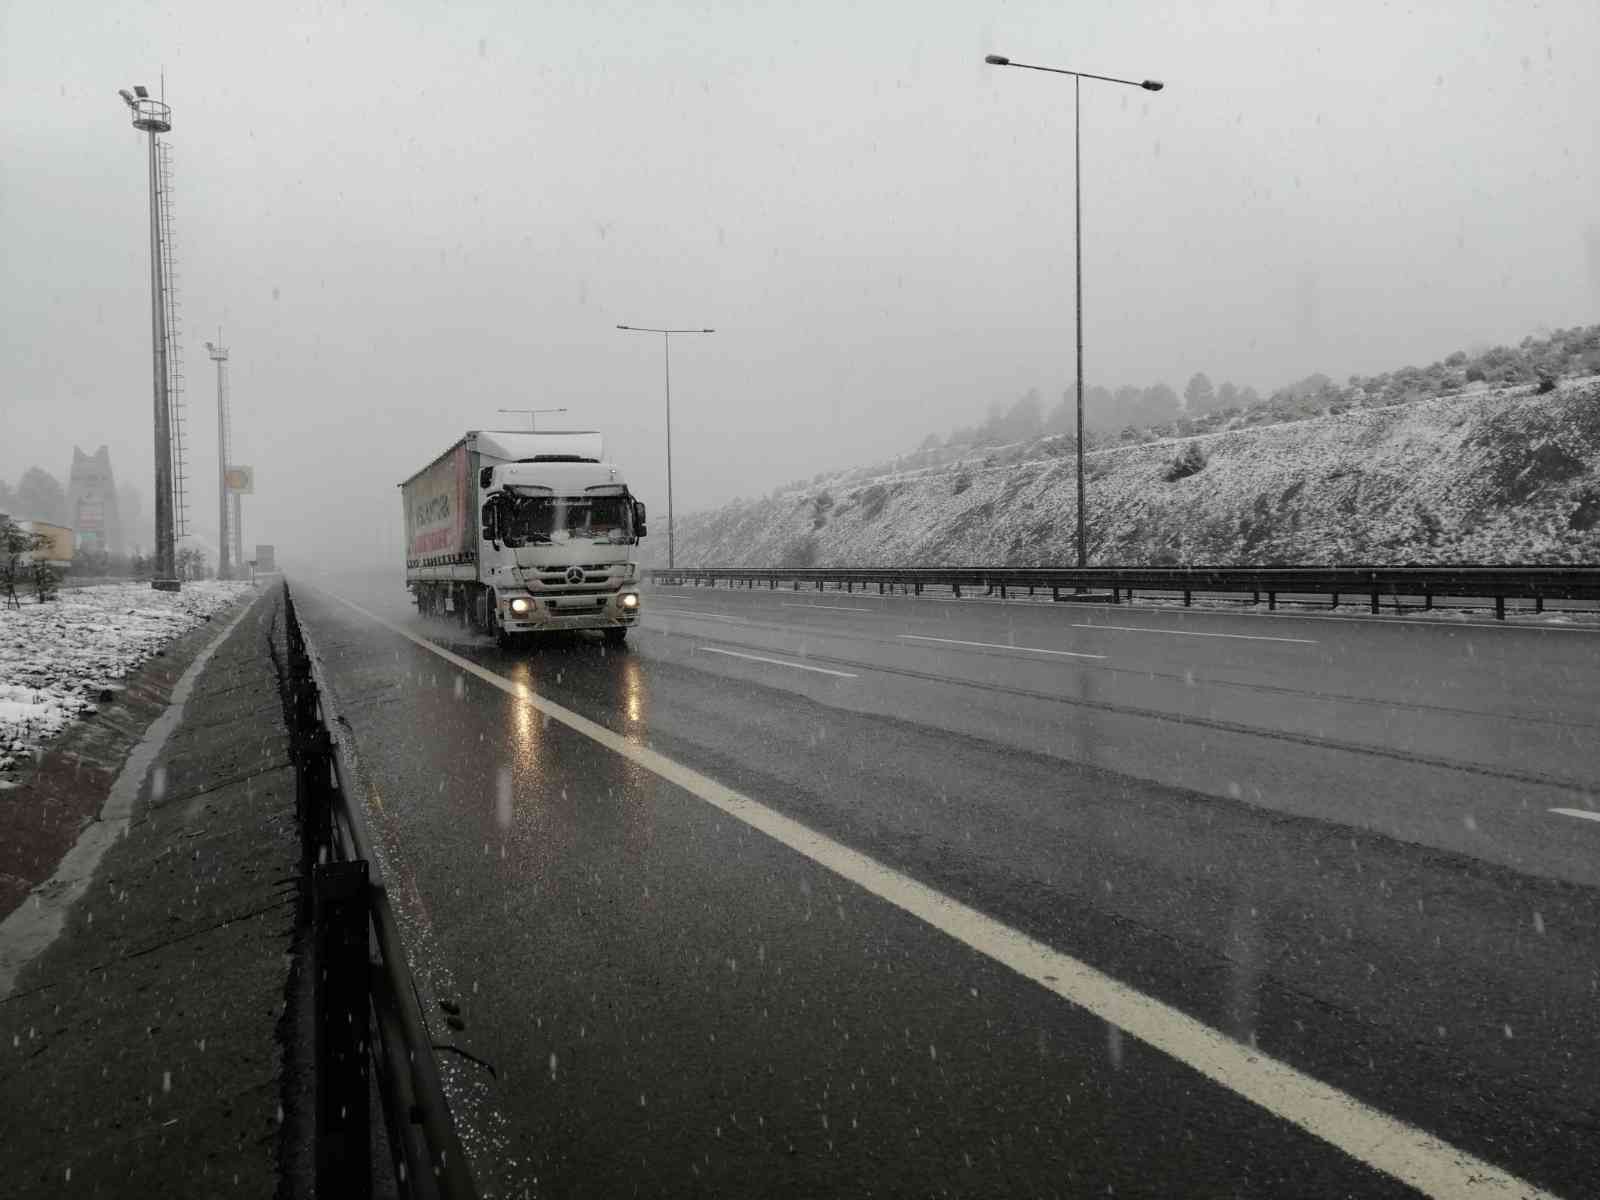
648 566 1600 619
283 582 478 1200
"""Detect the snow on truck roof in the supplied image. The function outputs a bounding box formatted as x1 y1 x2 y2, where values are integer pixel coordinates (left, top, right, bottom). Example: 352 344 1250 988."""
473 430 604 464
398 430 607 486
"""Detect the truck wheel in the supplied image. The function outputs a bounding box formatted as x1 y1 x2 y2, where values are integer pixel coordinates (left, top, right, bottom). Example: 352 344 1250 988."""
603 627 628 647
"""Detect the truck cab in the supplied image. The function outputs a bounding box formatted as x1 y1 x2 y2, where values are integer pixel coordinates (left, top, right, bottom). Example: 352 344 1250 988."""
478 460 646 644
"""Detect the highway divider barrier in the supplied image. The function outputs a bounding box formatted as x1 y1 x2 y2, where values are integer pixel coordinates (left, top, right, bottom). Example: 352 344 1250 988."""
281 582 478 1200
648 565 1600 619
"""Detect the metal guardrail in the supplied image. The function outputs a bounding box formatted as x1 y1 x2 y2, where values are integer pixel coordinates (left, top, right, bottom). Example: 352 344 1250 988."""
648 565 1600 619
282 582 478 1200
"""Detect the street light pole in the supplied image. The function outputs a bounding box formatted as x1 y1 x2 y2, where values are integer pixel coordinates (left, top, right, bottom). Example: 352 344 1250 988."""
1074 72 1084 569
205 337 230 579
985 54 1164 570
616 325 715 569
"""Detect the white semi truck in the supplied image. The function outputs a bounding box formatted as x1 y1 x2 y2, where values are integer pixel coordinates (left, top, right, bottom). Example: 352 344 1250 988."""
401 430 646 647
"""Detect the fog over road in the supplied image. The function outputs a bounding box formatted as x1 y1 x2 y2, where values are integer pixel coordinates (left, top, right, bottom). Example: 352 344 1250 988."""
294 574 1599 1198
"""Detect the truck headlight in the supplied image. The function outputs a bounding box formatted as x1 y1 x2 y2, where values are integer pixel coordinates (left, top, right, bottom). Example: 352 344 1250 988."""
621 592 640 610
509 596 532 615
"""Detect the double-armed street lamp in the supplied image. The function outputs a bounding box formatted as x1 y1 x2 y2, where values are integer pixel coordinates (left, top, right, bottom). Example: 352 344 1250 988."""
616 324 715 569
985 54 1164 570
498 406 568 431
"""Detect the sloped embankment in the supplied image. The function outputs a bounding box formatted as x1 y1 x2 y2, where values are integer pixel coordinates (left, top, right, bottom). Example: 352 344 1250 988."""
670 383 1600 566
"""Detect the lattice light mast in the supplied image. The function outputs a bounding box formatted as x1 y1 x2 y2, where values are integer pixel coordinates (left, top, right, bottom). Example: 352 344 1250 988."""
159 139 191 546
205 337 232 579
119 84 178 586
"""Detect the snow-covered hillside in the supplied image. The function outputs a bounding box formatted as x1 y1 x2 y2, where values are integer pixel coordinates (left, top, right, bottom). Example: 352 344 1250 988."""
0 581 252 777
665 381 1600 567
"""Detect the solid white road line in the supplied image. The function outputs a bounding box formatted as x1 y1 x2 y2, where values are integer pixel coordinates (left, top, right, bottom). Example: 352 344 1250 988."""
697 646 858 678
899 633 1107 660
1073 622 1318 645
1550 807 1600 823
321 588 1556 1200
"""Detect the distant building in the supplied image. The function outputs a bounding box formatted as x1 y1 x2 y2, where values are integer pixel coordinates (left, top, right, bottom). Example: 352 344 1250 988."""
66 445 124 555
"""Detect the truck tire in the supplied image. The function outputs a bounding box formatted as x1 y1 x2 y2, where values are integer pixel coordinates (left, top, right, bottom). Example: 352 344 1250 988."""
603 627 628 647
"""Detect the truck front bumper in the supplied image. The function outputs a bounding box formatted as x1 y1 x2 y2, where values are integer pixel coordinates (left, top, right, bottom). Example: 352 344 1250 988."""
498 588 641 632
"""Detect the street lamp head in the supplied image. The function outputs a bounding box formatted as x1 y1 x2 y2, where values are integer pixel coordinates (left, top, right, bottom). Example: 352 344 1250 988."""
1141 79 1165 91
701 328 715 333
616 324 631 330
118 88 137 109
984 54 1011 66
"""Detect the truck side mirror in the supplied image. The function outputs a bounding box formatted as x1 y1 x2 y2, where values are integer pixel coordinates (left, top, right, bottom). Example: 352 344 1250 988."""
633 500 647 539
481 497 499 544
480 467 495 489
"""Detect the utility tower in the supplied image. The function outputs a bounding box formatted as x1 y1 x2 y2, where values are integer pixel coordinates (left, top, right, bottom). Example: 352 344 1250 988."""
159 140 191 545
118 84 183 587
205 337 234 579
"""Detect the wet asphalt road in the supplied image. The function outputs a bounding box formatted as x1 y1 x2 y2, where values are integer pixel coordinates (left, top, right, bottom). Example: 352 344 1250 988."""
293 573 1599 1199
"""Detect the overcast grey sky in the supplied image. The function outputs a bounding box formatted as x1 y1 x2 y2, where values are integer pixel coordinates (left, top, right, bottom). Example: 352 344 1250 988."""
3 0 1595 564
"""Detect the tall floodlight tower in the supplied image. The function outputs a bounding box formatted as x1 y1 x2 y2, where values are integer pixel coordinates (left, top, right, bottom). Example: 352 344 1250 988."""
118 85 178 587
205 337 232 579
159 140 191 545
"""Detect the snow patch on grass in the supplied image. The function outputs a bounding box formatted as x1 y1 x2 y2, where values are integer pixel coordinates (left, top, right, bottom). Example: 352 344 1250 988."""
0 581 252 774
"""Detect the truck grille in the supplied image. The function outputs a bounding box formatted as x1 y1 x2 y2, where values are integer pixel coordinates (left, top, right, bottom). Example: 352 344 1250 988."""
528 564 621 591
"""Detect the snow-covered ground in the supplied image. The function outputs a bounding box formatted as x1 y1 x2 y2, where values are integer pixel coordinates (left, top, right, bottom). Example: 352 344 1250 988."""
0 581 253 777
663 380 1600 568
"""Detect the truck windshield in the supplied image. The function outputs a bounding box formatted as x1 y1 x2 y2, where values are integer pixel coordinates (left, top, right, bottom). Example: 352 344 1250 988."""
501 494 634 546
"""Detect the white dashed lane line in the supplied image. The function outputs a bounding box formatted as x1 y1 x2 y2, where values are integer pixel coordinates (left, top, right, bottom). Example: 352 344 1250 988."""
1072 622 1318 645
1550 807 1600 824
697 646 858 678
899 634 1106 660
780 603 885 613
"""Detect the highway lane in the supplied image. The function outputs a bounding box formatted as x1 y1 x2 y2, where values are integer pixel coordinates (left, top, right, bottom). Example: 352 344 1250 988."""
294 573 1599 1198
638 582 1600 888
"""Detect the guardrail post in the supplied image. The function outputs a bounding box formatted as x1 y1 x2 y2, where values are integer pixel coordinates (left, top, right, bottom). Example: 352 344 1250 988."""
952 584 961 598
1495 595 1506 620
1424 589 1432 611
1370 589 1379 614
1183 589 1192 607
1268 591 1277 611
315 859 371 1200
1331 592 1339 610
1052 586 1060 602
999 584 1007 599
299 728 333 868
915 581 922 596
1535 595 1544 614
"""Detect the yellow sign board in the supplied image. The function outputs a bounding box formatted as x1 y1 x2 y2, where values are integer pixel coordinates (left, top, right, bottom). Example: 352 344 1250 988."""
224 466 254 495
